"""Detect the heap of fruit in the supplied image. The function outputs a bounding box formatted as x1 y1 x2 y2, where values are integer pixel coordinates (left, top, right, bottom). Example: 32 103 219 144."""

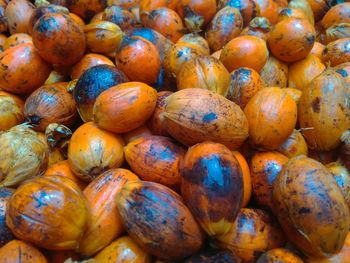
0 0 350 262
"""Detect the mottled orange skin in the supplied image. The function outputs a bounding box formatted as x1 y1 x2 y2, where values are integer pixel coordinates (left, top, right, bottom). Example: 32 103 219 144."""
123 125 153 144
321 3 350 29
125 136 185 189
218 0 261 27
240 17 271 41
32 13 86 66
298 69 350 151
79 169 139 256
0 91 24 131
69 13 85 28
216 208 286 262
68 122 125 181
0 240 47 262
71 53 114 80
268 18 316 62
277 129 308 158
273 156 350 258
108 0 139 9
220 35 269 72
5 0 34 34
116 36 161 85
142 8 184 43
116 181 204 260
227 67 264 109
278 8 310 22
260 56 288 87
310 41 325 58
232 151 251 207
326 161 350 209
177 55 230 96
6 176 90 250
0 43 51 95
161 88 249 149
322 38 350 66
27 4 69 35
44 160 87 190
244 87 298 150
177 0 217 31
3 33 32 50
139 0 178 24
65 0 106 21
307 232 350 263
257 248 304 263
181 142 243 236
93 82 157 133
94 236 151 263
147 91 172 136
250 151 288 209
102 6 135 31
176 33 210 55
282 88 302 105
205 7 243 51
0 188 14 247
334 62 350 86
24 83 77 132
253 0 280 24
288 54 325 91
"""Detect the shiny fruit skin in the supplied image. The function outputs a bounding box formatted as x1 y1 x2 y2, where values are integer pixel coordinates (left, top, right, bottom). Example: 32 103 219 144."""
93 82 157 133
68 122 124 181
267 18 316 62
116 181 204 260
94 236 151 263
244 87 297 150
322 38 350 66
181 141 243 236
79 168 139 256
273 156 350 258
220 35 269 72
0 43 51 95
73 64 128 122
0 240 47 262
116 36 161 85
321 3 350 29
6 176 90 250
32 13 86 66
124 135 185 189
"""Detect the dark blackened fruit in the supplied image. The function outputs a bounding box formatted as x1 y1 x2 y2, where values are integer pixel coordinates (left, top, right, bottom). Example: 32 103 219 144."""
273 156 350 258
32 13 86 66
181 141 243 236
124 136 186 190
116 181 204 260
73 64 128 122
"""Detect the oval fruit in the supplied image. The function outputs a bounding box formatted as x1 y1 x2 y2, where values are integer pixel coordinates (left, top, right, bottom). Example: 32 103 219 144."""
244 87 297 150
6 176 90 250
93 82 157 133
0 240 47 262
161 88 249 150
273 156 350 258
116 181 204 260
181 142 243 236
257 248 304 263
124 136 185 189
